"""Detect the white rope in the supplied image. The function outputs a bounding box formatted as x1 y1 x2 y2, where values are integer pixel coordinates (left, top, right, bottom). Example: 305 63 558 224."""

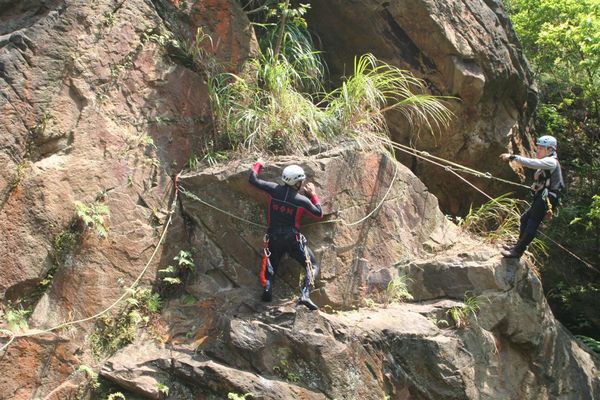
0 184 180 353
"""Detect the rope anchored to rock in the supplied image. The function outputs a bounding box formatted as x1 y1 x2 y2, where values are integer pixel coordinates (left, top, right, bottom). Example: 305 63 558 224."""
0 175 182 354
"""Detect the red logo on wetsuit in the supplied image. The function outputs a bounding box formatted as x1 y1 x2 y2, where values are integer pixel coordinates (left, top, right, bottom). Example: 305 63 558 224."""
272 203 294 215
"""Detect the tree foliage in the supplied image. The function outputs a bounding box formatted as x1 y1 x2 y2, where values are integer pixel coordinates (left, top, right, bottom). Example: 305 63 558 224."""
505 0 600 340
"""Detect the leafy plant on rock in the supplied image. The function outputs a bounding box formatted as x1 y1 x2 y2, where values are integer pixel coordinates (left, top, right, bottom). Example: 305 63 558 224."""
384 275 414 304
88 288 161 358
1 301 31 332
228 392 254 400
158 250 195 286
75 200 110 238
447 293 480 329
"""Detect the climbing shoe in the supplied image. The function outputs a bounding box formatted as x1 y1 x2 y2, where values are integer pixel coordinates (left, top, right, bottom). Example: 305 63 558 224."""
501 249 523 258
298 288 318 311
261 286 272 302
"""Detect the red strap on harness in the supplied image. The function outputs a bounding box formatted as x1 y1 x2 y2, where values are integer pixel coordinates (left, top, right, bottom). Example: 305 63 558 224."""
259 255 268 288
259 234 270 288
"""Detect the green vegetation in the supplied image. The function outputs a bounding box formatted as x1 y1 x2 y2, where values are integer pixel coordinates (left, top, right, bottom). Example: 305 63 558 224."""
1 301 31 332
272 357 299 382
459 194 547 257
158 250 194 286
228 392 254 400
576 335 600 354
505 0 600 340
78 365 101 390
106 393 126 400
75 200 110 238
89 288 161 358
360 276 413 308
201 1 452 161
155 382 169 396
447 293 480 329
9 161 28 189
385 276 414 304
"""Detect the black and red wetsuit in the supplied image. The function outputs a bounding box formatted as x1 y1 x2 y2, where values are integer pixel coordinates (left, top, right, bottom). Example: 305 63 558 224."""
249 162 322 298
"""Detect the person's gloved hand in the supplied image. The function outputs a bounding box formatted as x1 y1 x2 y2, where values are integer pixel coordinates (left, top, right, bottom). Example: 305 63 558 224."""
304 182 316 197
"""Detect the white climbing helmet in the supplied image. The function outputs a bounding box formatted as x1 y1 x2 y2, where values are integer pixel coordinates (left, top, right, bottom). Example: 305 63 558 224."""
536 135 557 149
282 165 306 186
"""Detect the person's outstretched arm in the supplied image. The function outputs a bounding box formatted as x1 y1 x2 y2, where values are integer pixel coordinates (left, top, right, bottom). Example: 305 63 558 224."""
249 161 278 194
499 154 558 170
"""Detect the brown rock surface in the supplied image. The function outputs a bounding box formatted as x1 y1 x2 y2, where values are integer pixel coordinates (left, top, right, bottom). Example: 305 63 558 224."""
0 1 598 399
306 0 537 213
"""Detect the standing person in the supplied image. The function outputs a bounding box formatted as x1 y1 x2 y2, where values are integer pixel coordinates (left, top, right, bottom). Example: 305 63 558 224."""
499 135 564 258
249 161 323 310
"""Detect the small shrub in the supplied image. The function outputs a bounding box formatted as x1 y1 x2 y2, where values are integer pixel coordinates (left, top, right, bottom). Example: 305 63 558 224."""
75 200 110 238
228 393 253 400
77 365 100 390
53 228 80 264
363 298 377 308
2 301 31 332
576 335 600 354
459 194 548 258
89 288 161 358
447 293 480 329
159 250 194 286
385 276 414 304
156 382 169 396
9 161 28 189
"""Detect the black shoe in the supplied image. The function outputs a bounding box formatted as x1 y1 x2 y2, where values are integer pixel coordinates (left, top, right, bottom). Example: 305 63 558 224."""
298 288 318 310
501 249 522 258
298 297 318 310
261 287 272 302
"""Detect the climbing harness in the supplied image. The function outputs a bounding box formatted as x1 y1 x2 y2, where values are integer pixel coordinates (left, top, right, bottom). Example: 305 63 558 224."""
297 233 316 287
259 234 274 289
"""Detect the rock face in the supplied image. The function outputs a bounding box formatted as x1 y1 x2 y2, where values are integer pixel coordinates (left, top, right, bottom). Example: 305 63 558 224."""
306 0 537 213
177 148 458 309
0 1 598 400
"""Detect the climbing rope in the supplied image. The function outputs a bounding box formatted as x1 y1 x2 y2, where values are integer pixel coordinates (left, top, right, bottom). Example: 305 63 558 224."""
381 138 531 189
299 233 316 287
179 187 267 229
0 176 181 354
388 141 599 273
178 156 399 229
179 145 596 273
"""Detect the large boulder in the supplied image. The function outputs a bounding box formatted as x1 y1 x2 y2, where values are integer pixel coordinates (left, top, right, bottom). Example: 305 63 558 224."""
177 147 460 308
0 1 598 399
0 0 254 397
306 0 537 213
100 256 600 399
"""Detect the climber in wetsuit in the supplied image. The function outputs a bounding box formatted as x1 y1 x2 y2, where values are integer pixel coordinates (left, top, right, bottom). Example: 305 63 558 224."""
249 161 323 310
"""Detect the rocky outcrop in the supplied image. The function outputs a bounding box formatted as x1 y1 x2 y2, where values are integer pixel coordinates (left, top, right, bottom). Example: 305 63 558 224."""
306 0 537 213
177 148 458 309
0 0 254 397
1 1 598 400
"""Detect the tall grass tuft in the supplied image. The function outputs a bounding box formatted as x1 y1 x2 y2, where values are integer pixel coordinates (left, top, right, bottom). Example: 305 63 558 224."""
206 9 453 160
209 51 453 157
208 22 329 155
324 54 453 146
460 193 548 258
